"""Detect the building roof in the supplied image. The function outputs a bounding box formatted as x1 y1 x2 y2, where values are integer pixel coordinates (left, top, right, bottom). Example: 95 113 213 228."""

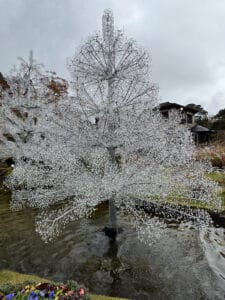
159 102 183 110
190 124 210 132
159 102 199 114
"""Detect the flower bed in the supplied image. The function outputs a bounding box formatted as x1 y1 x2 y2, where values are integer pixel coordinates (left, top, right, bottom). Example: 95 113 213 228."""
0 281 89 300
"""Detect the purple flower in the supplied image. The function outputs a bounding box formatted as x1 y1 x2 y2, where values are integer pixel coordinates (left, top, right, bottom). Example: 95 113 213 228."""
49 291 54 298
39 291 45 297
5 293 15 300
28 291 38 300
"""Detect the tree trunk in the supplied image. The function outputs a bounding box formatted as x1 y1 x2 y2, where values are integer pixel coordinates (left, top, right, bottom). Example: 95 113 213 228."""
109 194 117 230
104 22 118 239
105 146 118 240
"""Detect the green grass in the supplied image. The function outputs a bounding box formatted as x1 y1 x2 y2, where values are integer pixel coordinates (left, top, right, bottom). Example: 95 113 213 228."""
165 195 221 211
135 171 225 212
140 194 223 212
0 270 51 286
205 172 225 209
91 296 128 300
165 172 225 211
205 172 225 186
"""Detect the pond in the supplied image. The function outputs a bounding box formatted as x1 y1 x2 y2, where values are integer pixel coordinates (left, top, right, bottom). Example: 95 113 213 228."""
0 190 225 299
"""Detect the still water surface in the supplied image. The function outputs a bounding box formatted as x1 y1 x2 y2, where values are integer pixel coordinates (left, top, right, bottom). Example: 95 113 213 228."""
0 191 225 299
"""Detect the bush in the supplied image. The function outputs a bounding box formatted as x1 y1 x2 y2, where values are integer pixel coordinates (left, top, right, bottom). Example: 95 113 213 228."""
195 144 225 168
211 119 225 130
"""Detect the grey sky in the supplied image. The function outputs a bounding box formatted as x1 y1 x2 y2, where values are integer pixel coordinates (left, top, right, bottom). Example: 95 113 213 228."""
0 0 225 114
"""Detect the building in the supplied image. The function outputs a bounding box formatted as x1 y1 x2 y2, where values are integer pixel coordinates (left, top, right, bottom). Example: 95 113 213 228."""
159 102 212 145
159 102 198 125
190 124 212 145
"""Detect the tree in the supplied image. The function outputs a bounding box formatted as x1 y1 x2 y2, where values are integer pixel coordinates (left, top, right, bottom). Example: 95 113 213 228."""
40 71 68 100
185 103 207 114
211 119 225 130
0 52 44 159
185 103 211 128
0 72 10 96
210 108 225 130
186 103 208 120
6 10 221 243
0 52 68 160
214 108 225 120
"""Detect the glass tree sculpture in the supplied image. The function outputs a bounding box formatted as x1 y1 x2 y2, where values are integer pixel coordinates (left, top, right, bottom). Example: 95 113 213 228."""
5 10 221 243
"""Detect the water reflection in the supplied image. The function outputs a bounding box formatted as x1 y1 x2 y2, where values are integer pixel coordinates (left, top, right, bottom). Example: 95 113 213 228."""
200 227 225 286
0 191 225 299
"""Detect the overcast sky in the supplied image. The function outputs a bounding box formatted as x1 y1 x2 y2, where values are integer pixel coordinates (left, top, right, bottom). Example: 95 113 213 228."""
0 0 225 115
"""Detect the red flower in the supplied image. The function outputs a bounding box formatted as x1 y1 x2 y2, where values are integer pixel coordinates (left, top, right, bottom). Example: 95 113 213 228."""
59 285 67 292
67 290 74 296
77 288 85 296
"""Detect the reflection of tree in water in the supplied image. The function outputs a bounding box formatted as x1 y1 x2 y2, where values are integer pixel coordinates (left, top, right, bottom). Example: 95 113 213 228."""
104 240 122 294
